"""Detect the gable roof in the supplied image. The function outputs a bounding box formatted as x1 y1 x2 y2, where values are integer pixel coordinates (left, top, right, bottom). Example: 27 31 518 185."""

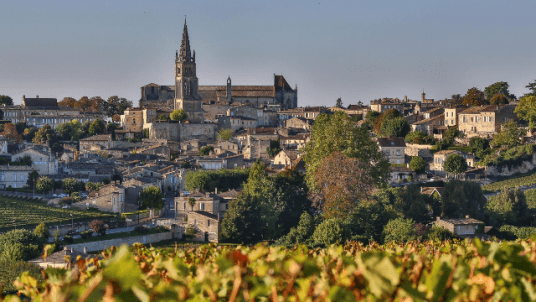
80 134 112 142
377 137 406 148
23 97 58 108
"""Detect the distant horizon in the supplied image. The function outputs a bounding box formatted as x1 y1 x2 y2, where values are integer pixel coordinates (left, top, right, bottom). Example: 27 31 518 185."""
1 1 535 108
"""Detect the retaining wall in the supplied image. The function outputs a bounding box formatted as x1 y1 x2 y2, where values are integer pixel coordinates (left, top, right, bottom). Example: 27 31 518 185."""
65 231 173 253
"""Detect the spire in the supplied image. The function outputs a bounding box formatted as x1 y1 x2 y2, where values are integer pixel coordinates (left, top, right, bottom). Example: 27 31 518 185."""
179 17 192 62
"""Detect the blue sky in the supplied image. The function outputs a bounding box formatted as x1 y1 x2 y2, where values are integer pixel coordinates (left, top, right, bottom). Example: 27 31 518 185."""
1 0 535 107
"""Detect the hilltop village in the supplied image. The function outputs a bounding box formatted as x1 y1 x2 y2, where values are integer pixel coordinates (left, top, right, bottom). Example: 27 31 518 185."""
1 20 536 262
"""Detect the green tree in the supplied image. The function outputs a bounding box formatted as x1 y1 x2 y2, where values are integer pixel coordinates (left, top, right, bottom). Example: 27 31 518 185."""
277 212 317 246
425 226 455 241
409 156 426 174
344 199 393 243
373 109 402 135
484 81 515 101
2 123 22 144
0 95 13 106
266 139 281 158
32 124 56 144
217 128 234 141
139 186 164 210
444 153 468 177
335 97 343 108
99 96 132 118
462 87 487 106
33 222 50 243
88 119 105 136
490 121 526 148
221 193 262 243
26 170 39 189
199 146 214 156
382 218 416 243
405 130 434 144
303 111 389 190
311 218 347 246
36 176 53 194
441 180 486 220
469 137 490 158
524 80 536 97
489 93 509 105
0 229 40 261
380 116 410 138
485 188 529 226
515 95 536 129
62 177 78 195
170 109 188 122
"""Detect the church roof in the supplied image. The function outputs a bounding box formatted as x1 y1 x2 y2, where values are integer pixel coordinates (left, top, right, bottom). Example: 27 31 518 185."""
23 97 58 108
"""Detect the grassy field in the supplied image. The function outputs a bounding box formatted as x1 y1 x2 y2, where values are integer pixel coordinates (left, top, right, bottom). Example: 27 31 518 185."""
0 195 116 232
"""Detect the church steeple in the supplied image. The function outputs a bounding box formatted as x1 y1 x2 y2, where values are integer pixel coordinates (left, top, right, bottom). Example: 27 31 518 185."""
179 18 193 62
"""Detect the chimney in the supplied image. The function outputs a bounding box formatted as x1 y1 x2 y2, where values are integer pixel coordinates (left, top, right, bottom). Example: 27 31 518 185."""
84 246 87 253
36 95 39 98
64 246 67 251
215 187 218 194
436 216 441 221
70 247 73 253
465 215 470 219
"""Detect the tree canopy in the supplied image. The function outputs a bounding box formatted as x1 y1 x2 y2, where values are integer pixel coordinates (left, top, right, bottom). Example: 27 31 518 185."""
515 95 536 129
88 119 106 136
409 156 426 174
443 153 468 176
217 128 234 141
170 109 188 122
490 121 526 148
99 96 132 118
36 176 53 194
139 186 164 210
462 87 487 106
382 218 416 244
484 81 515 101
1 123 22 143
303 111 389 190
0 95 13 106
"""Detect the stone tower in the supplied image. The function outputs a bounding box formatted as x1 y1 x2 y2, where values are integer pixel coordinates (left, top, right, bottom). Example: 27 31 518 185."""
175 18 204 123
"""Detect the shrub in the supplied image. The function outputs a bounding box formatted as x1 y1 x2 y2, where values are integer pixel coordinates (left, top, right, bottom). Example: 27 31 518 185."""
80 230 92 239
90 220 106 236
134 225 150 234
311 218 347 247
425 226 456 241
63 235 73 243
382 218 416 243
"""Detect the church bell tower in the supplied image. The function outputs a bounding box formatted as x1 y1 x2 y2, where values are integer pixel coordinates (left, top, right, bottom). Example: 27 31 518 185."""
175 18 203 123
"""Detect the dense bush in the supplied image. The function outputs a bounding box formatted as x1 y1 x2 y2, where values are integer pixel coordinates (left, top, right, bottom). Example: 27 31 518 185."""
63 235 73 243
185 168 250 192
382 218 416 243
0 260 43 293
477 144 535 169
0 229 41 261
134 225 150 234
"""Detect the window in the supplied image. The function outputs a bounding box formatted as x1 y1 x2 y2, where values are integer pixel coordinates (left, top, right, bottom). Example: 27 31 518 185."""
200 203 205 210
14 174 16 181
207 220 211 227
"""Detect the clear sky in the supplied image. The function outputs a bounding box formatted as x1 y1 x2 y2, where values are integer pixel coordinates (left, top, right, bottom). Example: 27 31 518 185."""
1 0 535 107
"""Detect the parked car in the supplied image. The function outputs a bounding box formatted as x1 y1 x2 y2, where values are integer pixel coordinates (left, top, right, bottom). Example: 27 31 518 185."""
66 229 80 236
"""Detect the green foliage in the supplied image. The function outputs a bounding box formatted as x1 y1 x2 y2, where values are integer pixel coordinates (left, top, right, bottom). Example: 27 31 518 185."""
184 168 250 192
443 153 468 176
184 225 197 238
99 96 133 118
462 87 487 106
344 199 393 243
0 229 40 261
335 97 343 108
380 116 410 138
33 222 50 242
182 161 191 169
220 192 262 243
382 218 416 243
499 225 536 239
170 109 188 122
36 176 53 194
217 128 234 141
469 137 490 158
485 188 530 226
56 119 85 141
0 95 13 106
303 111 389 190
489 93 509 105
485 81 515 101
312 218 347 246
0 260 42 293
441 181 486 220
490 121 526 148
276 212 317 246
405 130 434 144
199 145 214 156
425 226 456 241
32 124 57 144
102 177 111 185
139 186 164 210
63 235 73 243
88 119 105 136
477 144 534 169
515 95 536 129
409 156 426 174
7 240 536 301
62 177 78 195
266 139 281 158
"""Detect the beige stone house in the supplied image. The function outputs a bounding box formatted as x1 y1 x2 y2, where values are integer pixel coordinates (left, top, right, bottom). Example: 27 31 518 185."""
120 108 144 134
432 216 484 236
12 146 57 176
272 150 300 168
79 134 113 152
377 137 406 164
0 165 33 189
432 150 474 176
458 105 517 137
411 114 446 137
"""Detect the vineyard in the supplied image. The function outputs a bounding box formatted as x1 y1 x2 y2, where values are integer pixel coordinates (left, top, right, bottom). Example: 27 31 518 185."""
482 170 536 193
5 238 536 301
0 195 115 231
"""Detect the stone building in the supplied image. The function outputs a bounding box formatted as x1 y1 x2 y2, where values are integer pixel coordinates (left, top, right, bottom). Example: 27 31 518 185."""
119 108 144 134
217 116 258 131
377 137 406 164
79 134 113 152
0 165 33 189
458 105 517 137
12 145 58 176
431 150 474 176
432 216 484 237
139 20 298 117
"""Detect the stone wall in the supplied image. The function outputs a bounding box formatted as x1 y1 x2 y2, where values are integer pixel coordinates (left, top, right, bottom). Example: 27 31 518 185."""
65 231 173 253
485 154 536 177
405 143 433 158
180 123 217 143
112 140 144 149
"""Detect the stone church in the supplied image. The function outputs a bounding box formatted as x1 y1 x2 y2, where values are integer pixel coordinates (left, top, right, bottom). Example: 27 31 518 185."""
139 20 298 121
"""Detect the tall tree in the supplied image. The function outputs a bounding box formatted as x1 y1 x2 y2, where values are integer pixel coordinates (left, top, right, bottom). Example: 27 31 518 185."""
462 87 487 106
32 124 56 144
303 111 389 190
1 123 22 143
524 80 536 97
489 93 509 105
88 119 105 136
409 156 426 174
441 180 486 220
484 81 515 101
139 186 164 210
58 97 77 108
335 97 343 108
217 128 234 141
170 109 188 122
36 176 53 194
490 121 526 148
443 153 468 177
515 95 536 129
380 116 410 138
0 95 13 106
99 96 132 118
313 152 376 219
